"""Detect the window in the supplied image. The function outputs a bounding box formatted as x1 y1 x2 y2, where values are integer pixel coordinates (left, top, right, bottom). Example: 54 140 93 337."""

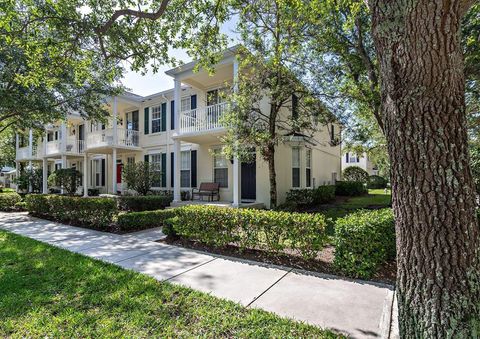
330 125 336 144
346 153 359 163
126 111 139 131
207 88 227 106
292 147 300 188
151 105 162 133
127 156 135 165
213 149 228 188
305 148 312 187
181 97 191 112
181 151 191 187
150 153 162 187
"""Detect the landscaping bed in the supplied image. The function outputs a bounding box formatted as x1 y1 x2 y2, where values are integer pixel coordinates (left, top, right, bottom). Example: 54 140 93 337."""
0 230 340 338
162 236 396 285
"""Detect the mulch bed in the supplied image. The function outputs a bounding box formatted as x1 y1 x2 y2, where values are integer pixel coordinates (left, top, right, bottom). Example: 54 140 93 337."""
161 237 396 285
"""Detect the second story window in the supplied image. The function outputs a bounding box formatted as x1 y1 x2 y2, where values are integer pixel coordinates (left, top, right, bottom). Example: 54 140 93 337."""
181 97 191 112
151 105 162 133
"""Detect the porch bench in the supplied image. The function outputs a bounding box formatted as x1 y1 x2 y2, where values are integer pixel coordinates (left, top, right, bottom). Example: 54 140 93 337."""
191 182 220 202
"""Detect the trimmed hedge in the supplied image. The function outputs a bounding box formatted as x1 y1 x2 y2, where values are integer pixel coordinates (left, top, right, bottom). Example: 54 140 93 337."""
117 209 177 232
170 205 328 260
335 181 367 196
334 208 395 279
25 194 117 230
285 185 336 207
367 175 388 189
117 195 173 212
0 192 22 211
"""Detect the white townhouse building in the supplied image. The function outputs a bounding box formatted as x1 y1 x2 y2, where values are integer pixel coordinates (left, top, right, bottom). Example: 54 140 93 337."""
15 46 342 208
341 151 378 176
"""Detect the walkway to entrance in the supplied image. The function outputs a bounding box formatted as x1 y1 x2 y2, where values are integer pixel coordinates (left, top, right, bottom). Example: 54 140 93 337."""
0 212 398 339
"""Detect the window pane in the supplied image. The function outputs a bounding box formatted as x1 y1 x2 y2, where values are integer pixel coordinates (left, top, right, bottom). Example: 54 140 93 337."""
306 149 311 167
151 106 162 133
292 147 300 167
181 151 190 170
306 168 311 187
292 168 300 188
181 97 191 112
214 152 228 168
150 153 162 187
214 168 228 187
181 170 190 187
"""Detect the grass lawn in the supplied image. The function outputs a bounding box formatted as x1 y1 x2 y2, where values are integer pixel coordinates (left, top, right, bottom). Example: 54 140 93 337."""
0 230 340 338
321 189 392 234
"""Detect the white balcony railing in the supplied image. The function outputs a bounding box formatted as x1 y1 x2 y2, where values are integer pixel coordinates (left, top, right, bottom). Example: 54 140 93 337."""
65 139 85 154
86 128 139 149
46 141 61 155
180 102 227 134
16 147 30 160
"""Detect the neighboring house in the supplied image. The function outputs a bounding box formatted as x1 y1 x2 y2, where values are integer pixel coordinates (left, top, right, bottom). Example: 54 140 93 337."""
0 166 15 188
341 151 378 176
15 45 341 208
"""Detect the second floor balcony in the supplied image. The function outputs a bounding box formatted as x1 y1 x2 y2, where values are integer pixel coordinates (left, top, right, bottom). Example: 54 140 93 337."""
16 145 42 161
86 127 139 151
45 138 85 156
179 102 227 134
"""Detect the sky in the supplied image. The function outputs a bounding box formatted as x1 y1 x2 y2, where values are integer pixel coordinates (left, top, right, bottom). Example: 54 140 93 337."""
121 17 239 96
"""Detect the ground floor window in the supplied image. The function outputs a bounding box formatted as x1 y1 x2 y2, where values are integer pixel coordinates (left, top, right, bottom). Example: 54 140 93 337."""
91 159 103 187
213 149 228 188
127 156 135 165
292 147 300 188
181 151 191 187
150 153 162 187
305 148 312 188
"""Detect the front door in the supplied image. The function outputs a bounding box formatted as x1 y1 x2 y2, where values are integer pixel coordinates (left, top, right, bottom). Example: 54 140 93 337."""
116 163 122 184
241 160 256 200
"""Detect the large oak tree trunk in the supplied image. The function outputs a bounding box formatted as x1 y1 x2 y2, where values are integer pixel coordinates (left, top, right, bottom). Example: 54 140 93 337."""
368 0 480 336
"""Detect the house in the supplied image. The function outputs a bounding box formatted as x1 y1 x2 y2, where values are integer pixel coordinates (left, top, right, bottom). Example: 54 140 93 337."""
341 151 378 175
15 46 341 208
0 167 15 189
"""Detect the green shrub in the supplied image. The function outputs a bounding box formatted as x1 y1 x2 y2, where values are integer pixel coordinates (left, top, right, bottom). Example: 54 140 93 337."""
367 175 388 189
48 169 82 195
334 208 395 279
335 181 367 196
118 195 173 212
285 185 336 207
117 209 177 232
25 194 117 230
170 205 328 260
343 166 369 183
0 192 22 211
14 201 27 211
122 162 161 195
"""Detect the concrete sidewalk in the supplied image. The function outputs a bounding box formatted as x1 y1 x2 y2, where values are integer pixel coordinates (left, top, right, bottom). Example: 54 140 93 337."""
0 212 398 338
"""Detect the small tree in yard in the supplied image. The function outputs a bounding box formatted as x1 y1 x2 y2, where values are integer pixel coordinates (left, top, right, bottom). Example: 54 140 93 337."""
48 169 82 195
222 0 334 208
343 166 368 183
122 162 160 196
15 168 43 193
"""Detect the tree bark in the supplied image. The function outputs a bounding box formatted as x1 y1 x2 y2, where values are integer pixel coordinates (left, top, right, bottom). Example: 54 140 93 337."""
368 0 480 337
267 143 277 208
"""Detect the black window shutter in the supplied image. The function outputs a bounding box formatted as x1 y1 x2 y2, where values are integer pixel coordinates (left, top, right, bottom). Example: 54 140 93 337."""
161 153 167 187
101 159 106 186
161 103 167 132
170 152 174 187
292 94 298 119
191 150 197 188
144 154 149 163
144 107 149 134
191 95 197 109
170 100 175 130
346 153 349 163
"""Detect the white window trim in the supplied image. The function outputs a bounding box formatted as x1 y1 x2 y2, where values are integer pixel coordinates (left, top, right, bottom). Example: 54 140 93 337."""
305 148 312 188
292 146 301 189
181 96 192 113
150 104 164 134
180 150 192 188
213 148 229 189
149 153 163 188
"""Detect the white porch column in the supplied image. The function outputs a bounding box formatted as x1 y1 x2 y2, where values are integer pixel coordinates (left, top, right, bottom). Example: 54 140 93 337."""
60 123 67 153
15 133 19 153
173 140 181 202
15 161 19 193
83 153 88 197
232 156 241 207
233 57 239 92
112 148 117 194
42 158 48 194
112 97 118 146
60 155 67 194
28 129 33 158
174 79 181 133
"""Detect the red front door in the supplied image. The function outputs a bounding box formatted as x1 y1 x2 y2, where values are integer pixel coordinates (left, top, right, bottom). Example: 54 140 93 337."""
116 164 122 184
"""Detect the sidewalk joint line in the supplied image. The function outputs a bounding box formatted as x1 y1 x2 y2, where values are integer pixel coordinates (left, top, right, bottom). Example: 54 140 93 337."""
162 257 218 282
246 268 293 308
